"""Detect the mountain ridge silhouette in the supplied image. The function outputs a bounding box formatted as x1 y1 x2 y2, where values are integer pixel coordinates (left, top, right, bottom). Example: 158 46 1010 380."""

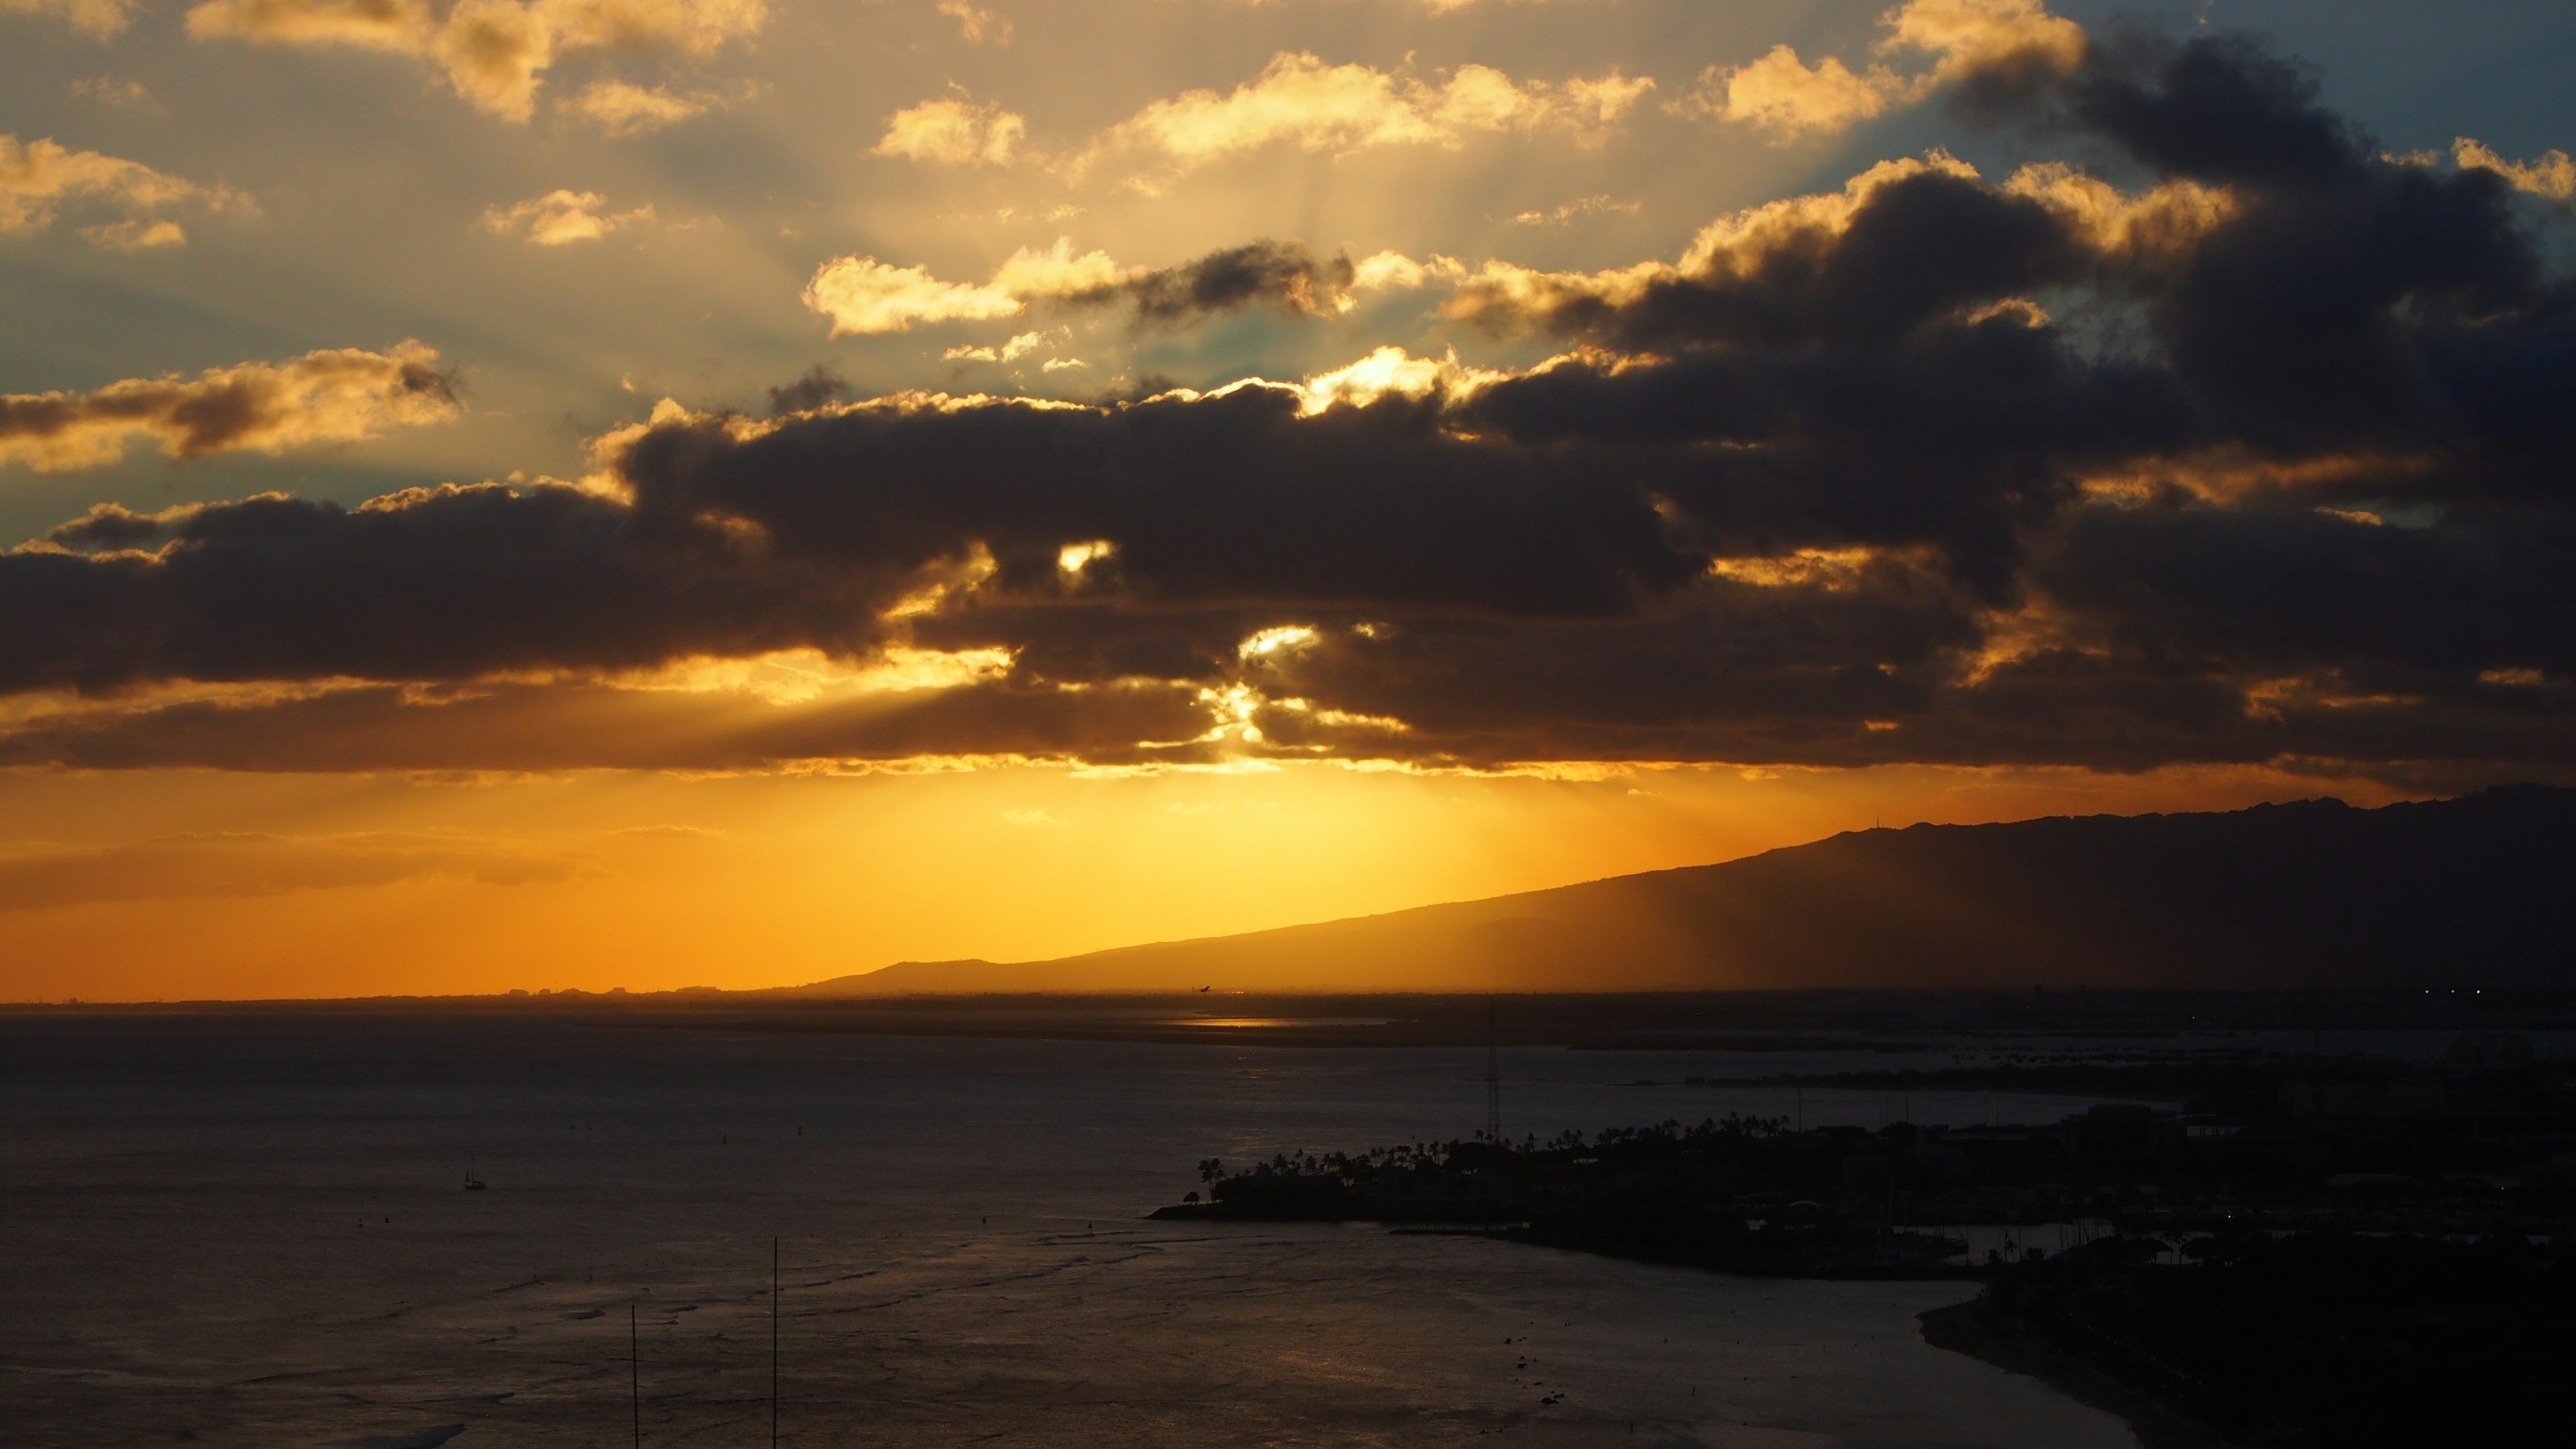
793 786 2575 994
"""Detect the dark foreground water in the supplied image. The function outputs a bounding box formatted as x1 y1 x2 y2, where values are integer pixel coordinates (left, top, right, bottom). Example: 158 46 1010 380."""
0 1015 2139 1448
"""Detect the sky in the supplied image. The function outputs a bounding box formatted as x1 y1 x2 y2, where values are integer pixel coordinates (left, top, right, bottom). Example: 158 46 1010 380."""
3 0 2571 1000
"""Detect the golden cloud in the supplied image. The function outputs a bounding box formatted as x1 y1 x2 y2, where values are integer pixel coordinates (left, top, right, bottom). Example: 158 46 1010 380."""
802 259 1028 337
1291 345 1504 416
1069 52 1654 187
435 0 555 121
0 0 135 37
874 97 1027 166
1886 0 2085 82
1678 0 2084 142
935 0 1008 44
185 0 765 123
0 343 460 473
802 238 1124 336
2451 137 2575 202
1513 194 1641 227
1678 46 1911 140
2002 161 2237 263
943 329 1058 364
1 133 250 246
564 76 722 134
480 188 654 244
78 217 191 251
544 0 762 53
1708 546 1887 591
185 0 439 52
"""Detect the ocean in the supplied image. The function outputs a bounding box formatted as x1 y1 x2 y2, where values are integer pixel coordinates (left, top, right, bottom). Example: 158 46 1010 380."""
0 1014 2141 1447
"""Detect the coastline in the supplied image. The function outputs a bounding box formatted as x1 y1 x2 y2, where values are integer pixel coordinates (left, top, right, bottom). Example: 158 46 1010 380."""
1917 1300 2236 1449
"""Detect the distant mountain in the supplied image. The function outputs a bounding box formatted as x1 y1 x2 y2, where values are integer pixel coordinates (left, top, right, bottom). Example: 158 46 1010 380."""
801 786 2576 994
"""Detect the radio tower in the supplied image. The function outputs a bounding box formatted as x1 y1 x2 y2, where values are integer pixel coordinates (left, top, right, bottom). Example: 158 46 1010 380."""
1484 996 1502 1146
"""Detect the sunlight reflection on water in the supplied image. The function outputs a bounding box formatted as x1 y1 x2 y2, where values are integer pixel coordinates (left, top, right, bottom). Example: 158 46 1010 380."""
0 1016 2147 1449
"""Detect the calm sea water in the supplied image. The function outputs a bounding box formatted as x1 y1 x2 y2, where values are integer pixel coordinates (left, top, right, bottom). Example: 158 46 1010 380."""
0 1015 2141 1448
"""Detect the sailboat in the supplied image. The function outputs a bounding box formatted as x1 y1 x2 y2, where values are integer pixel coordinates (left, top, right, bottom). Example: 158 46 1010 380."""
464 1156 488 1191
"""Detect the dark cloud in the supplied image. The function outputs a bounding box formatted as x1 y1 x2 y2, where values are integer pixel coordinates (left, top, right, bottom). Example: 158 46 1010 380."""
1 23 2572 780
614 384 1695 617
1465 170 2087 352
766 364 849 416
0 676 1217 773
2032 500 2576 679
2068 33 2365 189
0 482 906 694
1453 311 2194 597
44 502 168 551
1062 239 1362 324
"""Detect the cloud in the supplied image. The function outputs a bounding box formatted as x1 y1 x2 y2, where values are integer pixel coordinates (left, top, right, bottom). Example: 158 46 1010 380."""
0 832 584 910
564 77 723 136
543 0 763 52
765 364 847 415
2 24 2573 784
1087 240 1375 323
0 671 1223 773
935 0 1007 44
802 237 1419 337
1070 52 1653 187
0 368 1697 709
0 482 862 696
800 238 1126 335
1 134 250 246
184 0 767 123
0 343 459 472
1228 0 1577 9
67 74 159 109
1444 151 2076 350
877 54 1653 183
78 218 191 251
801 256 1027 336
0 0 133 37
432 0 557 121
1887 0 2084 83
1514 195 1640 227
873 96 1027 166
943 330 1054 364
1678 46 1910 140
1678 0 2084 142
2449 137 2575 202
480 188 653 244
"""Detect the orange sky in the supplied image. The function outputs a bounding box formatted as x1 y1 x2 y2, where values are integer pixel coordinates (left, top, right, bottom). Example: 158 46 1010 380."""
0 760 2430 1002
5 1 2570 1000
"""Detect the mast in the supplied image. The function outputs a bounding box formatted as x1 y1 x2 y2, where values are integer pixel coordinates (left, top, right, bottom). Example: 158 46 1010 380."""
630 1303 640 1449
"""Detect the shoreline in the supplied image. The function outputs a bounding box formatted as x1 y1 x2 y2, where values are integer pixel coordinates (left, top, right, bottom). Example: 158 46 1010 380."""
1917 1300 2236 1449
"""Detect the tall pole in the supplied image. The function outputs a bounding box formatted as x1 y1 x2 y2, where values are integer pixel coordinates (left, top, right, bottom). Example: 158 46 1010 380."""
771 1238 780 1449
630 1303 640 1449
